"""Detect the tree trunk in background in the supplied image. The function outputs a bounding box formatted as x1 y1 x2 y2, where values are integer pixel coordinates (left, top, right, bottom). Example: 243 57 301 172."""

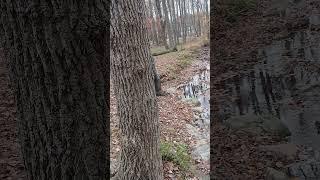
149 0 160 45
155 0 169 49
205 0 210 39
176 0 181 39
187 0 192 37
169 0 178 47
191 0 198 36
172 0 181 44
0 1 109 179
162 0 174 49
110 0 163 179
196 0 202 36
205 0 209 18
179 0 187 43
167 0 177 48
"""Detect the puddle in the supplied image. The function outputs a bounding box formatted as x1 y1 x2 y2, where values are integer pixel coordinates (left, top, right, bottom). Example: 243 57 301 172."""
180 64 210 161
215 15 320 150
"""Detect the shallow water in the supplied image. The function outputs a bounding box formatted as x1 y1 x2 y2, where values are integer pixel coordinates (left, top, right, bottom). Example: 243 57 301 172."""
215 14 320 150
181 64 210 161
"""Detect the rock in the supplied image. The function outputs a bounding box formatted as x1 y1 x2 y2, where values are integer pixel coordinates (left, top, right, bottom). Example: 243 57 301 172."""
266 167 290 180
192 143 210 161
224 114 291 137
199 175 210 180
166 87 176 95
276 162 284 168
110 159 118 175
190 98 201 106
259 143 298 160
193 114 200 120
288 160 320 179
191 106 203 113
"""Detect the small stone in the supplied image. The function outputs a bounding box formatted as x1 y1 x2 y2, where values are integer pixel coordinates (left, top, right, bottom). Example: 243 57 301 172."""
276 161 283 168
192 106 203 113
266 167 290 180
259 143 298 159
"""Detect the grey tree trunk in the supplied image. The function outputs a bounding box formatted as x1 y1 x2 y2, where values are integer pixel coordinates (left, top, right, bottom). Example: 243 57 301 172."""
196 0 202 36
176 0 182 39
148 0 160 45
172 0 181 44
179 0 187 43
110 0 163 179
191 0 198 36
0 1 109 179
155 0 169 49
168 0 178 48
162 0 174 49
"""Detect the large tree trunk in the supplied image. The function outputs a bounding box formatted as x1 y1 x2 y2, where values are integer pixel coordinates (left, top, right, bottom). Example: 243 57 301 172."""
110 0 163 179
0 1 109 179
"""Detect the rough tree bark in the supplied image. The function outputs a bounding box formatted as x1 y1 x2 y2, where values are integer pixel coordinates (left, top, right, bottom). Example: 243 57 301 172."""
0 0 109 179
110 0 163 179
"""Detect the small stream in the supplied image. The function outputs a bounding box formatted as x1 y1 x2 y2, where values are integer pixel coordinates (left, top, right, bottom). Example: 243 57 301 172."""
214 13 320 150
180 64 210 162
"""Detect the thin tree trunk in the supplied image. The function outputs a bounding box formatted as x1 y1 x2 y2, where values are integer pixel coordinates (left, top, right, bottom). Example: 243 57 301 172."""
176 0 181 39
162 0 174 49
174 0 181 44
196 0 202 36
169 0 178 47
110 0 163 179
0 1 109 179
155 0 169 49
149 0 160 45
191 0 199 36
179 0 187 43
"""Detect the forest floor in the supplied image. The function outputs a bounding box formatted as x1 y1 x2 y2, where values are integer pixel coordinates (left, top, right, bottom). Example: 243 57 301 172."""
111 39 210 179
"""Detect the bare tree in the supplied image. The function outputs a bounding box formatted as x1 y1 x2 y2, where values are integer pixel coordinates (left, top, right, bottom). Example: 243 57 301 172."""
148 0 160 45
162 0 174 48
155 0 169 49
